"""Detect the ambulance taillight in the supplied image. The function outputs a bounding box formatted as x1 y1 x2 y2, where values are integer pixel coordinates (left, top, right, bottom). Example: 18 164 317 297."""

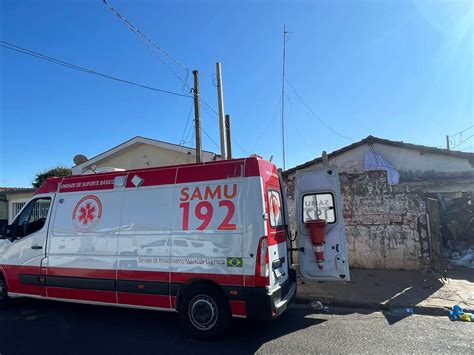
255 236 269 287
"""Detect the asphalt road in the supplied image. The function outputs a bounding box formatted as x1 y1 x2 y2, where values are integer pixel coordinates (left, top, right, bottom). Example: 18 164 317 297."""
0 298 471 354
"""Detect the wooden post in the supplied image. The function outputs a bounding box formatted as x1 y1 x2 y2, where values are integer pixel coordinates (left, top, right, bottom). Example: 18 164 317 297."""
193 70 202 163
225 114 232 159
216 62 227 159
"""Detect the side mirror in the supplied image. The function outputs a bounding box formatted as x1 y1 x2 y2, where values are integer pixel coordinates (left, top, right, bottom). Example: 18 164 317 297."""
19 221 28 239
0 219 8 240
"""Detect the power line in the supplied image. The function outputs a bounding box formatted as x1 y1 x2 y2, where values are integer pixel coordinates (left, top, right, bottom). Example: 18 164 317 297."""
102 0 190 93
287 81 354 142
178 101 194 145
285 93 314 152
0 40 192 98
452 134 474 149
450 125 474 137
248 96 281 152
102 0 249 156
201 127 220 150
200 102 249 156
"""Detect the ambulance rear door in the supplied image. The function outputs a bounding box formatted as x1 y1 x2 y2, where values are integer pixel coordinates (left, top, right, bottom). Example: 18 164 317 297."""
295 166 350 281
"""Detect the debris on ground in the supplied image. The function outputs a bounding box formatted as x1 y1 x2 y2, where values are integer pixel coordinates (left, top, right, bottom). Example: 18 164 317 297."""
439 192 474 269
309 300 329 312
449 304 473 322
386 307 413 317
451 252 474 269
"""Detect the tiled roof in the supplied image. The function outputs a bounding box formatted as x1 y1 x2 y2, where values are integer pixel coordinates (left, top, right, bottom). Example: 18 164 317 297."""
284 135 474 175
0 187 35 193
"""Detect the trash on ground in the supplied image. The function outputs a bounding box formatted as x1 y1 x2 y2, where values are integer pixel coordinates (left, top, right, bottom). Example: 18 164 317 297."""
449 304 473 322
441 193 474 269
449 252 474 269
309 300 329 312
386 307 413 316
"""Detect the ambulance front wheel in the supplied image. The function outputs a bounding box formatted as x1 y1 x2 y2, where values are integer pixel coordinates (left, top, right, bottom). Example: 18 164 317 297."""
178 283 231 339
0 276 10 307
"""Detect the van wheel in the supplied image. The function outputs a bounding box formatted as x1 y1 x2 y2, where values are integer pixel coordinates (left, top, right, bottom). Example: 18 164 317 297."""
179 284 231 339
0 277 10 307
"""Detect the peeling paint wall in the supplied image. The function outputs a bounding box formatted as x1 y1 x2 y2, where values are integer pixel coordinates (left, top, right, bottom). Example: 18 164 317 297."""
295 143 474 174
285 170 431 270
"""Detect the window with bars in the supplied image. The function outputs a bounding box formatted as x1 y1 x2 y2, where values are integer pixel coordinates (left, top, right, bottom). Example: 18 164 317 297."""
11 202 26 221
29 200 50 221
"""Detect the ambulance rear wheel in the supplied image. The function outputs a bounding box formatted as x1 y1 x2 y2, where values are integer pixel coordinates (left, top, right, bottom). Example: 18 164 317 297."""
0 277 10 307
179 284 231 339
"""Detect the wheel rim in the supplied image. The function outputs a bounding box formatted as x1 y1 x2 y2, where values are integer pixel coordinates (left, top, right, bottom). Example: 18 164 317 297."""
0 279 5 300
188 294 218 331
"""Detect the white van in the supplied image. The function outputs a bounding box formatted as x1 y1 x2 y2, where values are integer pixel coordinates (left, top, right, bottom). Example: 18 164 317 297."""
0 157 349 338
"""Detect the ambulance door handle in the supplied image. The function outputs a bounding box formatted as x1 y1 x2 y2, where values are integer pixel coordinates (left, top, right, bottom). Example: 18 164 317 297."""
31 245 43 250
272 257 285 269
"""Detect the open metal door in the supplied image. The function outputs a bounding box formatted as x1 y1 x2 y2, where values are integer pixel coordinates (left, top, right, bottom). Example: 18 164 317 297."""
426 198 446 277
296 167 350 281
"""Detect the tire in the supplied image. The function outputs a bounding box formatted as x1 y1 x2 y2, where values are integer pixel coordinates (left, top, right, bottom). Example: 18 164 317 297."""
0 277 10 307
178 283 231 340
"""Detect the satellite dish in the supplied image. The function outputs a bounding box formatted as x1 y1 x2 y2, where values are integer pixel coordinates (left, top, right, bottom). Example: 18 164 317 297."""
73 154 88 165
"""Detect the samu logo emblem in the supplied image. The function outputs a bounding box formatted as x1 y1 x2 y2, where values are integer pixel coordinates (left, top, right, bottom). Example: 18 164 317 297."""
72 195 102 233
226 257 242 268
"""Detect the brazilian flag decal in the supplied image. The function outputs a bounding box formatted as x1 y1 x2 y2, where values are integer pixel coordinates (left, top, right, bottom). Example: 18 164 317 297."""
227 257 243 267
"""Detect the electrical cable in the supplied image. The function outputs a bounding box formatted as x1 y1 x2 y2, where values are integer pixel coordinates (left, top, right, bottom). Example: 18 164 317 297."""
450 125 474 137
178 101 194 145
102 0 190 93
285 93 314 152
248 96 281 152
452 134 474 149
0 40 192 98
201 127 220 150
287 81 355 142
103 0 250 155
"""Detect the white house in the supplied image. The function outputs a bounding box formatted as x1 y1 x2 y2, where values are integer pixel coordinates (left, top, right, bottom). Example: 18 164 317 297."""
285 135 474 178
0 187 36 223
72 136 218 175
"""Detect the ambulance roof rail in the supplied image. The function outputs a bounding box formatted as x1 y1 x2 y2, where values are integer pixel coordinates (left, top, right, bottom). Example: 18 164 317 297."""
82 167 126 175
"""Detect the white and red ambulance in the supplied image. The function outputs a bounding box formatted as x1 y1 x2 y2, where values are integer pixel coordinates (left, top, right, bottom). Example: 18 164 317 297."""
0 156 349 338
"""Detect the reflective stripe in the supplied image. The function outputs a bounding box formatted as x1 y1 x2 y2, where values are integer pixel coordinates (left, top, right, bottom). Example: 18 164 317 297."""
313 245 324 252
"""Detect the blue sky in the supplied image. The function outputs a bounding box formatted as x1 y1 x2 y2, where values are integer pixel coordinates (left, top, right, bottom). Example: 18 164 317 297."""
1 0 473 187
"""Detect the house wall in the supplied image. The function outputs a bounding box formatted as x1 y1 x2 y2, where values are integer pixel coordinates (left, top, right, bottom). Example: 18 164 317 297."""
5 192 35 223
285 170 431 270
0 196 7 220
307 143 473 174
73 143 215 175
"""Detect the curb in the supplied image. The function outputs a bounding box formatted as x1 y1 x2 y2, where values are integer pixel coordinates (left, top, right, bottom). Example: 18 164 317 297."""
293 295 453 317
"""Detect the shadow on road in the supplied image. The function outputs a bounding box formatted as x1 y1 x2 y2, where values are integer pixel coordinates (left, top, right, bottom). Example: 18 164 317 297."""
0 298 326 354
298 268 456 324
446 267 474 282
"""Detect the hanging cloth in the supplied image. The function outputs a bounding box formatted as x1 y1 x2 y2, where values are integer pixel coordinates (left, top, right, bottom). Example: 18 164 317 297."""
364 149 400 185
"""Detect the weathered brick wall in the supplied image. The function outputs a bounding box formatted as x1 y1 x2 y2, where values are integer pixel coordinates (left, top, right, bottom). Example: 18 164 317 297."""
284 170 431 270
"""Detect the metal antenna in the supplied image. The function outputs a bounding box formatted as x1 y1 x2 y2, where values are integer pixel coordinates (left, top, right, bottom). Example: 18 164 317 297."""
281 25 288 170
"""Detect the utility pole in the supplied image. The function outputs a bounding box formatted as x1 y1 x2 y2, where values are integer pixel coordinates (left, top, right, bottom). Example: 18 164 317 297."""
216 62 227 160
193 70 202 163
281 25 288 170
225 114 232 159
446 135 450 150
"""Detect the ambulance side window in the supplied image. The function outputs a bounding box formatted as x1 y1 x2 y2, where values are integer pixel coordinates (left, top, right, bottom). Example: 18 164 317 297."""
302 193 336 224
13 197 51 239
267 189 283 228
